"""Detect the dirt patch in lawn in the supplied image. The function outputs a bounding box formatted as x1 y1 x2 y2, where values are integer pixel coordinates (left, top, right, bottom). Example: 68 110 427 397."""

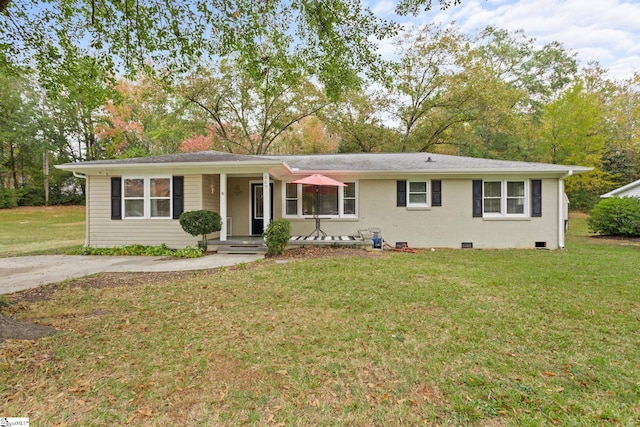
1 246 384 343
588 235 640 246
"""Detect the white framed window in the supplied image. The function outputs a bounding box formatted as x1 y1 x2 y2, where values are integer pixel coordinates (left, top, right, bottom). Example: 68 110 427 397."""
123 176 172 219
408 180 429 207
343 182 357 215
284 181 357 218
483 180 527 216
285 183 298 216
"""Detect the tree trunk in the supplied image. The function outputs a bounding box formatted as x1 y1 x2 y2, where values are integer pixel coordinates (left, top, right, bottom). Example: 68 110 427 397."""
9 142 18 189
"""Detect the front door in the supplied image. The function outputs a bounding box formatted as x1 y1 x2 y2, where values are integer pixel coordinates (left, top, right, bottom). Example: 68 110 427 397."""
251 183 274 235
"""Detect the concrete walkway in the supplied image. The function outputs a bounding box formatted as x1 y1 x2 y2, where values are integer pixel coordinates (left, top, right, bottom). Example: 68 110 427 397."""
0 254 264 295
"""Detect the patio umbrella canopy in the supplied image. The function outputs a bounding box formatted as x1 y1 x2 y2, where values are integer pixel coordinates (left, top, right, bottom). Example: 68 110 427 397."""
291 174 346 237
291 174 347 187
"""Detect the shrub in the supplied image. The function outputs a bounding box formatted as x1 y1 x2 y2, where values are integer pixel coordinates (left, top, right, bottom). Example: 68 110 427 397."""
0 188 17 209
69 244 203 258
179 210 222 251
588 197 640 236
16 185 45 206
264 219 291 256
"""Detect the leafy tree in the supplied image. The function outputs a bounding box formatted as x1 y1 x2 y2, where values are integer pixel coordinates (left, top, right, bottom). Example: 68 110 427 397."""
602 72 640 186
538 79 613 209
325 89 398 153
0 70 38 190
390 24 475 153
539 81 606 166
97 76 201 158
273 116 340 154
41 53 116 162
180 59 328 155
475 26 578 117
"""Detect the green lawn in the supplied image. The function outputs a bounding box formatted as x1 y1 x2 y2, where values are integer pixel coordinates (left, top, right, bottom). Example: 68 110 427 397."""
1 210 639 425
0 205 85 256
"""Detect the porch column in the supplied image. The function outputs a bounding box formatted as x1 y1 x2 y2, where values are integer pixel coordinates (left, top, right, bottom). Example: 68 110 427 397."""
220 173 227 242
263 172 270 233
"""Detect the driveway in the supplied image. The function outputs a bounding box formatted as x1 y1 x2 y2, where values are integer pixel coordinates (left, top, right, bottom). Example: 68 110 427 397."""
0 254 264 295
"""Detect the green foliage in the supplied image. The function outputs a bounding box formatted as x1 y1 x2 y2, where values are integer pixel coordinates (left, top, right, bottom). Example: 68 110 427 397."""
70 243 203 258
181 61 328 155
16 185 45 206
179 210 222 251
263 218 291 256
1 0 401 99
588 197 640 236
0 188 17 208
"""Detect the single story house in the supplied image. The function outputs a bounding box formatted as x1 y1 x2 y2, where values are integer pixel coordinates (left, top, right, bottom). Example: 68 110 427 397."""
56 151 590 250
600 178 640 198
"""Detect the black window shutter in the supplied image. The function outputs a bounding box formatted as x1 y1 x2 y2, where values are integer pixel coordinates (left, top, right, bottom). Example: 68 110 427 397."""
431 180 442 207
111 177 122 220
531 179 542 217
397 180 407 207
173 176 184 219
472 180 483 217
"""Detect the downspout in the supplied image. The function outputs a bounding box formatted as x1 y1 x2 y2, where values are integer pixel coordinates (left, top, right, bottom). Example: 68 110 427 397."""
73 172 90 247
558 170 573 249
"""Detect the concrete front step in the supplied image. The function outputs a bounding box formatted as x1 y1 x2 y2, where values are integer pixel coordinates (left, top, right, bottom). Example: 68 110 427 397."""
215 244 267 255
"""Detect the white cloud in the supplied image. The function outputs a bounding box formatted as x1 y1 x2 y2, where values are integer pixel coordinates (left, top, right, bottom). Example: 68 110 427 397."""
370 0 640 80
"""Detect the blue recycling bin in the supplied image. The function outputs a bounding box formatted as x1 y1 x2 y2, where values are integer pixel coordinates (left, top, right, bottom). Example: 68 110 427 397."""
371 228 382 249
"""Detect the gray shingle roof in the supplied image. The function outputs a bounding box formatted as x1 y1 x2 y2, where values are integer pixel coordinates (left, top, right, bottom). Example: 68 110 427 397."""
268 152 589 173
60 151 277 166
57 150 590 174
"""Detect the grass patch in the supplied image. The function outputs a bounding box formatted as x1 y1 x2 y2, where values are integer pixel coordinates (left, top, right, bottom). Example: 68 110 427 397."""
1 215 639 425
0 206 85 256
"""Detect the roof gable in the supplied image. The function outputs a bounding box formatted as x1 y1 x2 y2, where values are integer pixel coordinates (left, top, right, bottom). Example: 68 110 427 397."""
601 179 640 198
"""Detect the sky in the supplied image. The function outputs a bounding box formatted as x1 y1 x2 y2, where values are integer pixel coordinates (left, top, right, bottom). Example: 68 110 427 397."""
371 0 640 81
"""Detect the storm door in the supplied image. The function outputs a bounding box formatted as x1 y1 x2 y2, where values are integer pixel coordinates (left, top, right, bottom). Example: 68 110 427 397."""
251 183 274 235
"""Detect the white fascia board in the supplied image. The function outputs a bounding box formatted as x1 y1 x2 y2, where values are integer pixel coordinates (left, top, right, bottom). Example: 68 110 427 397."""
55 160 286 176
280 167 592 180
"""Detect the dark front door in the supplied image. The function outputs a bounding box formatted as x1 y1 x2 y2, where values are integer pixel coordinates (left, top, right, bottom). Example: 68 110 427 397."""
251 183 274 235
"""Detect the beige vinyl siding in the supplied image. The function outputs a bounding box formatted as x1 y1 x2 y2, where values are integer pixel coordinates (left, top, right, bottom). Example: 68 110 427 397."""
202 174 220 211
201 174 221 239
286 178 561 249
87 175 202 248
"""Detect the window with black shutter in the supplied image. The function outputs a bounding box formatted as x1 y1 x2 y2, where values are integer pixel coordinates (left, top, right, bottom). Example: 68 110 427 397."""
472 180 483 217
432 180 442 207
531 179 542 217
397 180 407 207
172 176 184 219
111 177 122 220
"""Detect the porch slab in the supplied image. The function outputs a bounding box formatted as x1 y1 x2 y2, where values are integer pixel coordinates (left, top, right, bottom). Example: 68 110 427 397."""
289 235 371 247
209 235 372 250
